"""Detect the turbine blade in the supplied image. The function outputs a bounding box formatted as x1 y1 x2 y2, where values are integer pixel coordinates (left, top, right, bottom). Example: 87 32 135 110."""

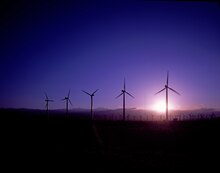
82 90 91 96
44 92 48 99
115 93 123 99
168 87 181 95
124 77 126 91
167 71 169 86
92 89 99 95
61 98 66 101
68 99 73 106
48 100 54 102
68 89 71 98
125 91 134 98
154 88 166 95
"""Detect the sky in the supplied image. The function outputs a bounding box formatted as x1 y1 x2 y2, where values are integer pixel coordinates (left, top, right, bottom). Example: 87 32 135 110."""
1 0 220 110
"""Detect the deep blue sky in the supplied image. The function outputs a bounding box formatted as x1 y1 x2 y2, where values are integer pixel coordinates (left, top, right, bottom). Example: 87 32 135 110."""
1 0 220 110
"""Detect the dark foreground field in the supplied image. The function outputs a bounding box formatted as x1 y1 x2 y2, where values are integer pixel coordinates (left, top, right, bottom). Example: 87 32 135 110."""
1 111 220 172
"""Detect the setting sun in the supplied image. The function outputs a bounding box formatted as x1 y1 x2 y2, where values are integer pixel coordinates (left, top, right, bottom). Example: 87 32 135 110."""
152 100 174 113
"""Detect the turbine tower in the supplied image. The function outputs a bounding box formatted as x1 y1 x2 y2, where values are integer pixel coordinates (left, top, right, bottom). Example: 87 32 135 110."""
116 78 134 121
44 92 54 117
155 72 180 121
62 89 72 115
82 89 99 121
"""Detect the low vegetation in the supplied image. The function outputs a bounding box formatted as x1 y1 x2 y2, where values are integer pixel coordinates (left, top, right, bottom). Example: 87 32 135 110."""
1 109 220 172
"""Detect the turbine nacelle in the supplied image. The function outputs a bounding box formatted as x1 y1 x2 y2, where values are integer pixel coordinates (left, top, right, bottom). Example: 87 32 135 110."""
116 79 134 99
62 89 73 115
82 89 99 120
82 89 99 97
155 72 180 121
44 92 54 116
116 78 134 121
44 93 54 103
45 99 53 102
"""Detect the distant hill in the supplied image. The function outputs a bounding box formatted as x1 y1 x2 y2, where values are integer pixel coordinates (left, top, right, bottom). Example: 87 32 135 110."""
1 107 219 121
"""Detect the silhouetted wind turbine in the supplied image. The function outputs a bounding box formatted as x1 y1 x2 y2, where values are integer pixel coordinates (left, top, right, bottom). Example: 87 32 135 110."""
62 89 72 115
82 89 99 121
116 78 134 121
44 92 54 116
155 72 180 121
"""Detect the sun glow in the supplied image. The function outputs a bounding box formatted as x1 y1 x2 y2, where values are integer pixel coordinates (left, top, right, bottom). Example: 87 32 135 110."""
151 100 175 113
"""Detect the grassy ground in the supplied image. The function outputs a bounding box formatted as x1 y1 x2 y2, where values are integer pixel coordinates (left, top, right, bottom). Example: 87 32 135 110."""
1 112 220 172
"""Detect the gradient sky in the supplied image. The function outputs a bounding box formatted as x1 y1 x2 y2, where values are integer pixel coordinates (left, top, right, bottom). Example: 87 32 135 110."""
1 0 220 110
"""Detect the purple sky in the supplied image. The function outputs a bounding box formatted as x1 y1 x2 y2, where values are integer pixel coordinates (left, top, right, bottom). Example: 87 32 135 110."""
1 0 220 110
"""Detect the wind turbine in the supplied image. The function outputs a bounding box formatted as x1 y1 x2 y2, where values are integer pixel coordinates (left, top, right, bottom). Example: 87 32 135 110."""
82 89 99 121
116 78 134 121
61 89 72 115
44 92 54 116
155 72 180 121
